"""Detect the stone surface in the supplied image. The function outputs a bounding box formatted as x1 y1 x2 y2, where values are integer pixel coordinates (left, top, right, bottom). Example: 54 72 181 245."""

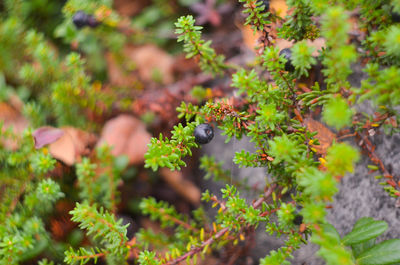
197 61 400 263
199 126 400 264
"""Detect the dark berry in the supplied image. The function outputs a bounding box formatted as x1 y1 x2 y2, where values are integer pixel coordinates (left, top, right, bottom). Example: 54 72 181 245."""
117 214 135 240
87 16 100 28
392 11 400 23
194 123 214 144
279 48 295 72
261 0 270 12
293 214 303 225
72 11 89 29
72 11 99 29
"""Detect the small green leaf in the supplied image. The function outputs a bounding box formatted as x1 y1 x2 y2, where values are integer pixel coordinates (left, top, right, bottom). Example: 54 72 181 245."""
357 239 400 265
342 219 387 246
353 217 374 229
319 223 340 242
350 218 377 257
322 96 353 130
351 238 375 259
325 142 359 176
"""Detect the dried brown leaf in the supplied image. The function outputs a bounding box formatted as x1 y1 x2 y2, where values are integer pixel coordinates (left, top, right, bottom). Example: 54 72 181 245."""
305 118 336 155
33 127 64 149
160 168 201 206
97 115 151 165
124 44 174 85
49 127 97 166
105 51 138 88
238 24 261 51
106 44 174 87
0 102 29 149
270 0 288 17
113 0 149 16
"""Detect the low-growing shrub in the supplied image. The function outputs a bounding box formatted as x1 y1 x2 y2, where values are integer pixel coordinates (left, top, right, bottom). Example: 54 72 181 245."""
1 0 400 264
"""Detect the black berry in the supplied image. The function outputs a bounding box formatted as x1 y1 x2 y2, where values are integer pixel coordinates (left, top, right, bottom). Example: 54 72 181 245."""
194 123 214 144
87 16 100 28
72 11 89 29
117 214 135 240
72 11 99 29
293 214 303 225
279 48 295 72
261 0 270 12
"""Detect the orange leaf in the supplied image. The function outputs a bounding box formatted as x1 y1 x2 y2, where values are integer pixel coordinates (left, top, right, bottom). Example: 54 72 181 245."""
270 0 288 17
238 24 261 52
97 115 152 165
305 118 336 155
160 168 201 206
33 127 64 149
49 127 97 166
0 102 29 150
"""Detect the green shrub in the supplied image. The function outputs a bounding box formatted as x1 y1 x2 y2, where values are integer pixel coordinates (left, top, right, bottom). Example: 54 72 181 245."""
1 0 400 264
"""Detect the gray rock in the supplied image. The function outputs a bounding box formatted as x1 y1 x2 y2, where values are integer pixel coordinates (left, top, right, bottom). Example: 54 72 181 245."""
198 127 400 264
199 127 400 264
197 63 400 264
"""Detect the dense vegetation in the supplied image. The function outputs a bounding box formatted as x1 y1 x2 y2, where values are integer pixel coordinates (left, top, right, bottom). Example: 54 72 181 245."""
1 0 400 264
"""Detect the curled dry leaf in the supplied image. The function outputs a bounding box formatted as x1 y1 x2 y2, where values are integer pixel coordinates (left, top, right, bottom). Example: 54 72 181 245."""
0 102 29 150
105 51 138 88
33 127 64 149
160 168 201 206
106 44 174 87
305 118 336 155
124 44 174 85
97 114 152 165
49 127 97 166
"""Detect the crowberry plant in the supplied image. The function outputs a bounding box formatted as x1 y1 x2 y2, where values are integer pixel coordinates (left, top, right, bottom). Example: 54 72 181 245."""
1 0 400 265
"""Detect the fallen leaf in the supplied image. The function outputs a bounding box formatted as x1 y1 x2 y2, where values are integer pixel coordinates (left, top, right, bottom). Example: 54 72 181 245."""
238 24 261 51
105 51 139 88
113 0 149 16
124 44 174 85
97 115 152 165
0 102 29 150
305 118 336 155
7 94 24 112
106 44 174 87
33 127 64 149
270 0 288 17
49 127 97 166
160 168 201 206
